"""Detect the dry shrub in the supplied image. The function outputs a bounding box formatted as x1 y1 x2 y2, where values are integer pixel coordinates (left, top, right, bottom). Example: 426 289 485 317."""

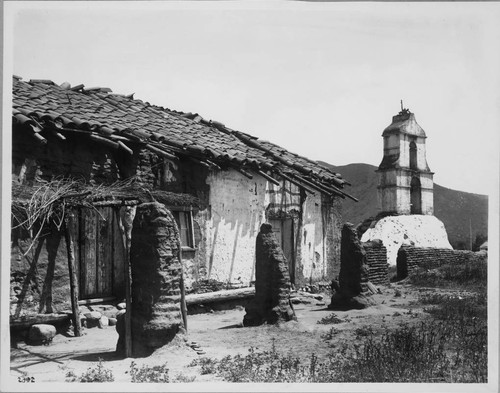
316 313 345 325
409 259 487 289
129 361 169 383
65 360 114 382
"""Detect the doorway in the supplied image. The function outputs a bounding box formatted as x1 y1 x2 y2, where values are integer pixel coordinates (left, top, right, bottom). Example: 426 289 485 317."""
269 218 295 284
77 206 126 300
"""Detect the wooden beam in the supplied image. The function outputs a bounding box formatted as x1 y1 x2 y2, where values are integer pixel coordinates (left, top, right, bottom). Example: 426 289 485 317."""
292 174 345 199
278 172 316 195
89 134 120 150
189 156 210 169
298 175 358 202
145 144 177 160
49 129 66 140
320 183 359 202
91 200 140 207
10 314 71 329
118 206 137 358
257 170 281 186
64 211 82 337
31 131 47 144
77 297 116 305
185 287 255 305
236 167 253 179
205 159 221 170
117 141 134 155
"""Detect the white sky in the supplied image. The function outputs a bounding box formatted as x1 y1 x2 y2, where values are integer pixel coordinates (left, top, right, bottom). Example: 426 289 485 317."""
5 1 500 196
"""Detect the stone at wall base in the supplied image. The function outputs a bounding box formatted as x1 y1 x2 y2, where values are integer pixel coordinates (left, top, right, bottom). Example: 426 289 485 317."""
28 324 56 345
328 292 376 311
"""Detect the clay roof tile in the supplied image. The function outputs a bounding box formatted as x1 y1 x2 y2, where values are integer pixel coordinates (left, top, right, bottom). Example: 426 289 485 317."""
11 76 353 198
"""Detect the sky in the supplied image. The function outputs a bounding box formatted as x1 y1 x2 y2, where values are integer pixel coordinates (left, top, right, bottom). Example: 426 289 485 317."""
4 1 500 196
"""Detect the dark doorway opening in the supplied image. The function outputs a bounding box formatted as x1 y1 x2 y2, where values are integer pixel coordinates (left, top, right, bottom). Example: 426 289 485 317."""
410 176 422 214
409 141 417 170
269 219 295 284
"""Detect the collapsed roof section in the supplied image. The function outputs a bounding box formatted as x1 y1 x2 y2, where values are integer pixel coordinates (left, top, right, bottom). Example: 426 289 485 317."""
12 76 356 201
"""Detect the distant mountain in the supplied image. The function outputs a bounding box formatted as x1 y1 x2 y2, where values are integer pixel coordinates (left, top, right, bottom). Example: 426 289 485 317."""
320 162 489 249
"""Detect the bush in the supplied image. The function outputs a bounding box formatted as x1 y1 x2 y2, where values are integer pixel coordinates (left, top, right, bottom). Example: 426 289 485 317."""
187 279 227 294
65 360 114 382
188 357 218 374
129 361 169 383
354 326 374 338
422 291 486 321
321 327 340 340
171 373 196 382
409 260 487 289
317 313 345 325
216 344 304 382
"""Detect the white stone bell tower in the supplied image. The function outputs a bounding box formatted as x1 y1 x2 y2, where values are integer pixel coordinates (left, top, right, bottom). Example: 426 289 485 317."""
376 106 434 215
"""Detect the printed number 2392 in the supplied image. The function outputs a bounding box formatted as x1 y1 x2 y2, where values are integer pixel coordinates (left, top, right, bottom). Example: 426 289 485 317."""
18 376 35 383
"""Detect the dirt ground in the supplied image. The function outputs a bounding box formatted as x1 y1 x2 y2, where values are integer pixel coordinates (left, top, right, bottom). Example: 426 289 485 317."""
9 281 469 384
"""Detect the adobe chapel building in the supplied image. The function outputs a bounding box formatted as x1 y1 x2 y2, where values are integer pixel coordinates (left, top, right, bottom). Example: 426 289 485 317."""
361 106 452 265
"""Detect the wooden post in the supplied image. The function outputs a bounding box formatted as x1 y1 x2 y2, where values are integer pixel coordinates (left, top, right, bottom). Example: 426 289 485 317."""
119 206 136 358
64 210 82 337
179 249 188 333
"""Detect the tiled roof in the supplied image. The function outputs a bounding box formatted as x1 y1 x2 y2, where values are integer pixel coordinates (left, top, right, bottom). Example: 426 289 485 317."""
12 77 356 201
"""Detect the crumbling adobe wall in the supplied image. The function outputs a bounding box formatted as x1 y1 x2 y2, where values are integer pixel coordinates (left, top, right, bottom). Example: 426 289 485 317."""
10 223 72 319
329 223 373 310
324 196 343 281
129 202 184 352
243 223 296 326
338 223 369 295
397 245 488 279
363 239 389 285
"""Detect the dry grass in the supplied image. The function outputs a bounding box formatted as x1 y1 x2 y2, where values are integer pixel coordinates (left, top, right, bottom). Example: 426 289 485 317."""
185 258 488 383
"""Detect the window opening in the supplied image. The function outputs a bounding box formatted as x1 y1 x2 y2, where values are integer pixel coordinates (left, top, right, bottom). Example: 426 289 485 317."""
409 141 417 170
173 211 194 248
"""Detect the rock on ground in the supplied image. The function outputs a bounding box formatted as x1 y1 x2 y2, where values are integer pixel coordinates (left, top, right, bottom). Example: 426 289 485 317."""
28 324 56 344
99 315 109 328
84 311 102 328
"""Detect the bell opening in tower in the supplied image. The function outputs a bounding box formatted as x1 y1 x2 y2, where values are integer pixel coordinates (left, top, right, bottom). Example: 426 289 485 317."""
410 176 422 214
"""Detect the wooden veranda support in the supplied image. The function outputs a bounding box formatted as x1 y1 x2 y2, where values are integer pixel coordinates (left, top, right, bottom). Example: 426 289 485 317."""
118 205 137 358
64 210 82 337
179 250 188 333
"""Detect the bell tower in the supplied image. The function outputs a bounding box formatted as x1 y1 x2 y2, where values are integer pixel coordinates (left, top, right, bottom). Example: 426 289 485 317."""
376 106 434 215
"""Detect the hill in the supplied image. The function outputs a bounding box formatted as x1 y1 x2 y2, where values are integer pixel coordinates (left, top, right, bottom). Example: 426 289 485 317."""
320 162 489 249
